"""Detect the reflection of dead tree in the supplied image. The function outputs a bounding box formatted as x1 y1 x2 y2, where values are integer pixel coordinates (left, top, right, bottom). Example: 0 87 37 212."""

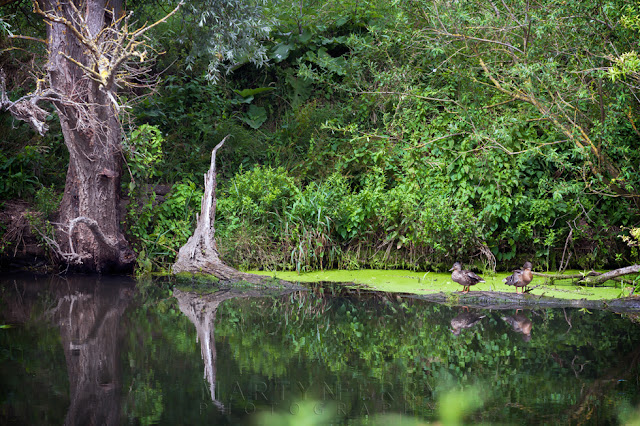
174 289 228 411
174 288 295 410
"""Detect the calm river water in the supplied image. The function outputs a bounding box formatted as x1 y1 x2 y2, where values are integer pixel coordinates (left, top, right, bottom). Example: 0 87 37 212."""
1 273 639 425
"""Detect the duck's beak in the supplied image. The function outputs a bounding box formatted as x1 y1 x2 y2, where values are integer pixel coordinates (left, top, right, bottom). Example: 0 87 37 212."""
449 267 454 271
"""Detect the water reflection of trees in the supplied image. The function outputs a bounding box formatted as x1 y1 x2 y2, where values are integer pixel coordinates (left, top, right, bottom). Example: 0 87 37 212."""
0 274 134 425
173 287 295 411
4 278 639 424
212 289 640 424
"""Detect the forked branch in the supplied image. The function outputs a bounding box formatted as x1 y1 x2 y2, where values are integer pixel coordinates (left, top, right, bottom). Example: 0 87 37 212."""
32 1 183 91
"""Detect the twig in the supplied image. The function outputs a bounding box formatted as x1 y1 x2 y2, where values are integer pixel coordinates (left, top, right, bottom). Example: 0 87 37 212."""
559 226 573 272
563 308 572 332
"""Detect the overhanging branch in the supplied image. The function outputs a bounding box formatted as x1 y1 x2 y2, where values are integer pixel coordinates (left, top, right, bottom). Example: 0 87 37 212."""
0 71 51 135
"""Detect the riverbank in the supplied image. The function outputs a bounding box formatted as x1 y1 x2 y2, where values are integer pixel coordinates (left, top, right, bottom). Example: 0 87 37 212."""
249 269 638 301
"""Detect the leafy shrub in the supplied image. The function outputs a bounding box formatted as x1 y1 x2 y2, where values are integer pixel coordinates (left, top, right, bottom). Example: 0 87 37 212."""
125 181 203 272
0 147 42 199
124 124 164 187
215 165 488 272
34 186 62 217
217 165 299 230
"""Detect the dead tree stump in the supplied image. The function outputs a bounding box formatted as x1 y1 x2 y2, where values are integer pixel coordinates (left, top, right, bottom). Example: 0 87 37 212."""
171 137 268 285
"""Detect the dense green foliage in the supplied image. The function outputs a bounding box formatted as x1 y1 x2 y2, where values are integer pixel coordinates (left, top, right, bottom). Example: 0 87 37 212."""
2 0 640 272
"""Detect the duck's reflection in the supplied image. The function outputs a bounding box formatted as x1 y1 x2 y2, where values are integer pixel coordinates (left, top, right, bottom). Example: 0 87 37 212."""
450 309 486 336
502 311 533 342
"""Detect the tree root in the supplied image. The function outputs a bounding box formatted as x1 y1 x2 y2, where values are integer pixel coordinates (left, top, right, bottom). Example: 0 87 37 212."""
28 216 128 268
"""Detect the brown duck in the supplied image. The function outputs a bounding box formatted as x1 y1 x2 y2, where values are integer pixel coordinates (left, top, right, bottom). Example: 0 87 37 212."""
503 261 533 293
449 262 485 293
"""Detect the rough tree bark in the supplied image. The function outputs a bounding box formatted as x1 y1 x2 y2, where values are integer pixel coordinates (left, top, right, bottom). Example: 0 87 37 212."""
1 1 180 272
172 137 270 284
45 0 131 272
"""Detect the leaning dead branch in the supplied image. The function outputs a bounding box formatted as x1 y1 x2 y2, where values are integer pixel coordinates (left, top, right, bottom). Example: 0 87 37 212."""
532 265 640 286
578 265 640 286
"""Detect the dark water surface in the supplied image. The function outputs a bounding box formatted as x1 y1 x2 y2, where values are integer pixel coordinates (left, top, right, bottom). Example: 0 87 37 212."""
1 274 639 425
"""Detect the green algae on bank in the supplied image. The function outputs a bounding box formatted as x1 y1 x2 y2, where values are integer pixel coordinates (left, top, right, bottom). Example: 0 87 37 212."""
248 269 637 300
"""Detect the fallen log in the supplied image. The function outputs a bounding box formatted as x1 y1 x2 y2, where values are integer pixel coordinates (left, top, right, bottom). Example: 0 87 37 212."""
532 265 640 286
577 264 640 286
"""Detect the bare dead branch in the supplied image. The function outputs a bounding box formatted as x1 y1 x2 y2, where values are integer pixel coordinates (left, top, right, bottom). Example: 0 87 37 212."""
8 34 47 44
559 226 573 273
578 265 640 286
0 70 52 135
34 0 182 93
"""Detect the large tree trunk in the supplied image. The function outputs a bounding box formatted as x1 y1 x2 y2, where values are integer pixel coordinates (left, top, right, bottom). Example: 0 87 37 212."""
1 1 183 272
44 0 134 272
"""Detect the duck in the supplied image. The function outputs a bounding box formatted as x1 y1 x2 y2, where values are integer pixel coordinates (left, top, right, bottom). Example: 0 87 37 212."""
450 311 486 336
449 262 485 293
503 261 533 293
